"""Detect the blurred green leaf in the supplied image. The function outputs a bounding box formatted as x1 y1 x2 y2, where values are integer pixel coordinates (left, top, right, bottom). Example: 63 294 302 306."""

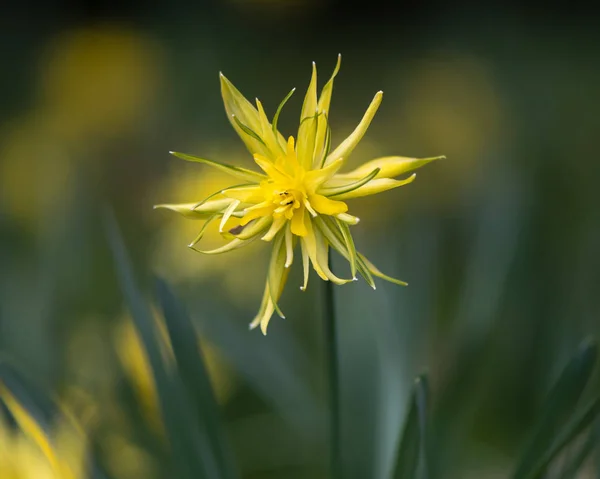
513 338 598 479
155 277 238 479
105 211 221 479
391 374 429 479
526 396 600 479
556 423 599 479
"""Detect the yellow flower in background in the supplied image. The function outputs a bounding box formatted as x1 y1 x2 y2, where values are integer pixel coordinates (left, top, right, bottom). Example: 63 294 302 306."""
156 56 442 333
0 387 88 479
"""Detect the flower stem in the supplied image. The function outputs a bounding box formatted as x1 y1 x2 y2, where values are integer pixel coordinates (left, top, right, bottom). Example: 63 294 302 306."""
324 255 341 479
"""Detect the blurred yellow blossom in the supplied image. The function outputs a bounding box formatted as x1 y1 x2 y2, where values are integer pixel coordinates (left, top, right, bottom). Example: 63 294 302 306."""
114 315 235 434
156 56 442 333
0 387 88 479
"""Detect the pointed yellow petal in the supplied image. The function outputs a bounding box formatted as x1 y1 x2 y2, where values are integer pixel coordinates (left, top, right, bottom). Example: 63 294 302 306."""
291 207 308 236
331 174 417 200
219 200 240 232
254 154 291 183
334 155 444 180
170 151 266 183
359 253 408 286
189 237 253 255
296 112 318 170
324 91 383 166
241 203 275 225
300 239 310 290
300 62 318 126
256 98 285 156
308 194 348 215
314 54 341 164
222 185 264 203
262 215 287 241
297 62 318 169
154 199 232 219
304 158 344 192
284 224 294 268
220 73 273 158
302 221 328 281
233 216 272 240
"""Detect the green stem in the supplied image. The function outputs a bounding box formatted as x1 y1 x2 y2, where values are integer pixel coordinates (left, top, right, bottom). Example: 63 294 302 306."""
324 253 341 479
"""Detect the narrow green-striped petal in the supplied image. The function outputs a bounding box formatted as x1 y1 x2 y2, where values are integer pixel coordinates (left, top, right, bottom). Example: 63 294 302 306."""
188 213 220 247
267 232 287 320
255 99 285 156
189 237 255 255
154 199 232 219
314 55 341 165
336 218 357 279
297 112 318 169
220 73 273 158
170 151 265 183
320 168 380 198
232 216 272 240
331 174 416 200
359 253 408 286
335 155 444 180
325 91 383 166
272 88 295 139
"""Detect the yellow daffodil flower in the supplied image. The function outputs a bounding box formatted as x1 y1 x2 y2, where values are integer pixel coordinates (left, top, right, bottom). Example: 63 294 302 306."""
156 56 443 334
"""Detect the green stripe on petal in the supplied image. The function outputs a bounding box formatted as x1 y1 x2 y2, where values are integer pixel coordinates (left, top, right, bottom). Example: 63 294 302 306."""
188 213 220 247
335 155 445 180
170 151 266 183
189 237 256 255
232 115 266 146
153 199 232 219
272 88 295 136
267 232 287 319
330 174 417 200
317 217 376 289
325 91 383 166
320 168 380 198
233 216 272 240
359 253 408 286
315 54 341 165
220 73 274 158
255 99 285 156
336 218 357 279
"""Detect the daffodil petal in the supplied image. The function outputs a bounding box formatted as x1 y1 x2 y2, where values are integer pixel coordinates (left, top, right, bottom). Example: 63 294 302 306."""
220 73 274 158
222 185 264 203
330 174 416 200
314 54 341 165
189 237 254 255
254 154 291 183
334 155 444 180
291 207 308 236
302 220 328 281
325 91 383 166
300 239 310 290
359 253 408 286
232 216 272 240
153 199 232 219
262 215 287 241
304 158 344 191
170 151 266 183
284 224 294 268
256 98 285 157
309 194 348 215
241 203 275 225
320 167 379 197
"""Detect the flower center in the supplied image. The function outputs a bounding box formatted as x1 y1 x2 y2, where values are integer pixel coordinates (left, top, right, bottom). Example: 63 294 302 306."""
271 187 306 220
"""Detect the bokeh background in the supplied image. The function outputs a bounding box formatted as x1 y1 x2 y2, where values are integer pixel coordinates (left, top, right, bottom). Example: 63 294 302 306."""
1 1 600 478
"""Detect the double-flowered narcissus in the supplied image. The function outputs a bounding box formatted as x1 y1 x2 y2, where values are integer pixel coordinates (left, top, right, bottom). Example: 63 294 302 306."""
156 56 443 334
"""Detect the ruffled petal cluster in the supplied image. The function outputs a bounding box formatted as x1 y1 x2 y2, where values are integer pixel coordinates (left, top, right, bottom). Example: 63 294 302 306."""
156 56 443 333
